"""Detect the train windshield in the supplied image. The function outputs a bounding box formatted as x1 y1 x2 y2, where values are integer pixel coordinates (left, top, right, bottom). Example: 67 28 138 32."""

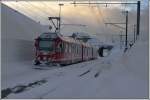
39 40 54 51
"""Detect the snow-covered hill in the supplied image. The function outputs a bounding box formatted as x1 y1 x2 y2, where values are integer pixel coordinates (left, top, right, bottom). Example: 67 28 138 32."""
1 4 48 62
1 4 48 40
1 4 49 87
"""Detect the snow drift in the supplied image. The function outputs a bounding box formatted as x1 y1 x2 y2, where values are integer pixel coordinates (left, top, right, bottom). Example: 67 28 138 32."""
1 4 47 62
105 40 149 98
1 4 48 85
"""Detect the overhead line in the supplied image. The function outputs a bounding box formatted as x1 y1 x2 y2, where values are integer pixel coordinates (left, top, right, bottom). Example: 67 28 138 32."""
71 2 137 5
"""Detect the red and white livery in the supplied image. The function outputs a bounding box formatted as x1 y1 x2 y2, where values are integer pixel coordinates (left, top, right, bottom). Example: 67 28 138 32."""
34 32 98 66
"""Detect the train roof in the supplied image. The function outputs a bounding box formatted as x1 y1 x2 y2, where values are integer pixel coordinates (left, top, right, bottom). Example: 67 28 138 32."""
60 35 92 47
39 32 93 48
39 32 57 39
60 36 81 44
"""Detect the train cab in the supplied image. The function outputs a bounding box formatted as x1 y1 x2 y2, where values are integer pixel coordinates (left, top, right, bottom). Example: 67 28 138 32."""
34 32 62 65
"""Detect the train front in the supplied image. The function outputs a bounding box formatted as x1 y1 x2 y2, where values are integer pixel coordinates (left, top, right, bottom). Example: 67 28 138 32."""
34 32 59 65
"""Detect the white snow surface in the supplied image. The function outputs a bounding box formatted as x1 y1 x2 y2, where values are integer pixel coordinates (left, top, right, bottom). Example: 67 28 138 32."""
2 42 148 99
1 3 148 99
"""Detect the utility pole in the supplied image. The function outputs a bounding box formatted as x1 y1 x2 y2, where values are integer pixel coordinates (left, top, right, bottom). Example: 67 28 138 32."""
120 31 123 49
136 1 140 40
58 3 64 33
125 11 128 50
133 24 136 43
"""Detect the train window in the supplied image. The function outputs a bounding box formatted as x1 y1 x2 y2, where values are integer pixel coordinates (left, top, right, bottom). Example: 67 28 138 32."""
68 43 70 53
78 46 79 55
78 46 79 54
79 46 82 55
78 47 79 55
87 48 88 56
67 44 69 53
78 45 79 54
70 44 72 53
76 45 78 54
66 43 68 53
80 46 81 55
78 46 81 54
56 43 63 52
60 43 63 52
75 45 76 54
87 48 89 56
61 43 64 52
78 46 81 55
73 44 75 54
84 47 85 55
69 44 71 53
68 44 70 53
72 44 74 53
71 44 73 53
73 44 74 53
64 43 66 52
85 47 87 55
62 42 65 53
71 44 74 53
74 44 76 54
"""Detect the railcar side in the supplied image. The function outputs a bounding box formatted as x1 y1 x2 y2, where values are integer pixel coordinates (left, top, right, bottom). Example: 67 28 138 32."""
34 33 98 66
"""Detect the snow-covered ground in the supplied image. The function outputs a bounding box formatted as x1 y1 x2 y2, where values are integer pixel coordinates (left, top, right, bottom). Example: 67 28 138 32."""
2 42 148 99
1 3 148 99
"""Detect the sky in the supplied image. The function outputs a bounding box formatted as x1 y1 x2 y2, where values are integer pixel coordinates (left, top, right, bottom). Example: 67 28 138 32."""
2 0 149 42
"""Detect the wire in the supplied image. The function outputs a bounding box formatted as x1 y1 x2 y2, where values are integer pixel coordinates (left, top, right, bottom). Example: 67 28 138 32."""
25 1 50 18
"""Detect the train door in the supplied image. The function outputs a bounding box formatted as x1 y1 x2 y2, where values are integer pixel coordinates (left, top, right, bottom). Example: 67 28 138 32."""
82 45 84 61
92 48 93 59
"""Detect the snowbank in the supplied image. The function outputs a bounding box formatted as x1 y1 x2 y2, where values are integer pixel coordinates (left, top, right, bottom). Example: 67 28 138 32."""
104 40 149 98
1 4 47 62
1 4 48 88
122 41 148 80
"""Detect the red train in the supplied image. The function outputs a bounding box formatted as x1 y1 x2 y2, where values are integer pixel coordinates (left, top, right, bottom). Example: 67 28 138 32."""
34 32 98 66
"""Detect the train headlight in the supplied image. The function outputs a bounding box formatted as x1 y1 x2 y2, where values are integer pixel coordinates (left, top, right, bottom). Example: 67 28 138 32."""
40 51 49 55
43 52 48 55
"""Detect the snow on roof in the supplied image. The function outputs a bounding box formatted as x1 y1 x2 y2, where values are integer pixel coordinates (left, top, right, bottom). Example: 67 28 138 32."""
39 32 57 39
59 35 92 47
60 36 82 44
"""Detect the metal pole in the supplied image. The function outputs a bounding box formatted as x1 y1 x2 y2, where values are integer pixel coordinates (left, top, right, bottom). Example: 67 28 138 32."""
120 31 123 49
58 4 64 33
59 4 61 33
125 11 128 49
136 1 140 40
134 24 136 43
